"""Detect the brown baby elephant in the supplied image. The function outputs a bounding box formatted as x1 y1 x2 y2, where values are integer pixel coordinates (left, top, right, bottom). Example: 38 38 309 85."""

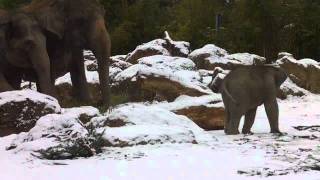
215 65 287 135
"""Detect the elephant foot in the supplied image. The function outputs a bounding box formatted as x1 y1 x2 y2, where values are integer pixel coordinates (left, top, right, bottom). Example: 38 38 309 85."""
225 129 240 135
271 129 286 136
242 130 253 135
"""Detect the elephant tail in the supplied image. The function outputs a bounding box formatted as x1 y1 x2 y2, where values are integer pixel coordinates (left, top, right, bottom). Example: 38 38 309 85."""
221 83 239 105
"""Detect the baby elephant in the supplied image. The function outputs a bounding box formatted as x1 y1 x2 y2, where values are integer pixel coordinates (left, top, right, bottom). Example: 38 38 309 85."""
216 65 287 135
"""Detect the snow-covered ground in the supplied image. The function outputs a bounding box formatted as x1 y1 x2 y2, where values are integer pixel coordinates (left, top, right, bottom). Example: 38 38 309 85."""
1 93 320 180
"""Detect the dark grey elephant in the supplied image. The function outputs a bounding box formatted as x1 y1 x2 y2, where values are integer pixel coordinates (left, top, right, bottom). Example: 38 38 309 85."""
22 0 111 106
211 65 287 135
0 10 55 96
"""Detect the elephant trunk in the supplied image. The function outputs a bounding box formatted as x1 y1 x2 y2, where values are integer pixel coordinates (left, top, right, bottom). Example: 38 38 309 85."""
0 71 13 92
275 68 288 88
28 41 56 97
89 18 111 107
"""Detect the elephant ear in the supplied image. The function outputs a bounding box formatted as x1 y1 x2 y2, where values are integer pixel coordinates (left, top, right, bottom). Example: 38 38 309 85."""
274 68 287 88
35 1 65 39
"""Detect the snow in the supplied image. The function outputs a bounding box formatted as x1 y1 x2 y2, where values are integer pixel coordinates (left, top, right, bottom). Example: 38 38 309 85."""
277 55 320 69
153 94 223 111
0 90 60 111
299 58 320 68
164 31 190 56
61 106 100 118
278 52 294 58
7 106 100 153
280 78 310 96
126 39 171 60
138 54 196 71
113 55 212 94
189 44 266 66
111 55 127 62
189 44 232 64
98 125 197 147
55 66 122 85
2 46 320 179
96 103 202 133
225 53 266 65
55 71 99 85
1 93 320 179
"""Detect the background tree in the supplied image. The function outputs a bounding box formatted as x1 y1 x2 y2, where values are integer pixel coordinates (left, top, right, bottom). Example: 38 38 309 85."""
0 0 319 61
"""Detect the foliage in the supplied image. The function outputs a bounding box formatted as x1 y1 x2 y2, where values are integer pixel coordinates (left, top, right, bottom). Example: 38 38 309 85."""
1 0 319 61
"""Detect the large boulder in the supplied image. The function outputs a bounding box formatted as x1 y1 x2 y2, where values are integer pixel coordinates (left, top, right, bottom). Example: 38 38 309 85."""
7 107 101 160
125 39 170 64
276 53 320 94
154 95 225 130
112 55 212 102
55 64 125 107
163 31 190 57
0 90 61 137
125 32 190 64
55 71 102 107
188 44 266 70
89 103 201 147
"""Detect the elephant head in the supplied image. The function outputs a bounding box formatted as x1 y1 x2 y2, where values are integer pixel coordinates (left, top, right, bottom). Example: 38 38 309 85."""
24 0 111 106
0 9 55 96
263 64 287 88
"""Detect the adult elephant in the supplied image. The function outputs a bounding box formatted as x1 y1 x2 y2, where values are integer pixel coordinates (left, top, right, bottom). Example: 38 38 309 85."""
216 65 287 135
0 9 55 96
23 0 111 106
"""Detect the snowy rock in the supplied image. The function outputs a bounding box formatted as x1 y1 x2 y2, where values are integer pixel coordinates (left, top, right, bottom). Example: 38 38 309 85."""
276 54 320 94
85 53 130 72
188 44 231 69
83 50 96 61
278 79 310 99
55 66 122 106
189 44 266 70
154 95 225 130
125 39 171 64
85 60 99 71
125 32 191 64
278 52 294 59
7 106 102 159
111 55 132 70
98 125 197 147
0 90 61 137
163 31 191 57
62 106 100 124
225 53 266 66
89 103 201 147
113 55 212 102
55 71 100 106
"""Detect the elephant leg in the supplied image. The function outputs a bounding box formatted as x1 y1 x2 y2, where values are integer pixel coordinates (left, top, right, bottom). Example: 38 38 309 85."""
34 67 55 96
222 97 230 134
6 72 22 90
0 72 14 92
242 107 257 134
70 49 91 102
30 47 56 97
223 107 230 134
226 111 242 135
226 107 242 135
264 99 281 133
